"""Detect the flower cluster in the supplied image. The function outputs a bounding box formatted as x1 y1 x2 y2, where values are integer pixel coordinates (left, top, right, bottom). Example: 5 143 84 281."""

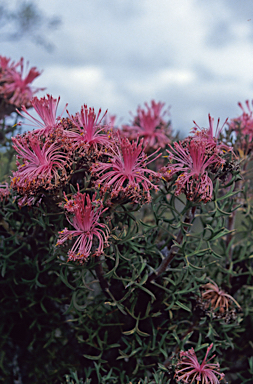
57 189 110 263
175 344 225 384
10 96 108 206
10 95 163 258
8 94 237 264
0 56 43 119
123 100 172 151
162 115 232 203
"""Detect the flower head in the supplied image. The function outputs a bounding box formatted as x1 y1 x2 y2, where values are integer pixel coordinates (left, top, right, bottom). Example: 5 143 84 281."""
123 100 171 150
92 135 161 204
19 94 67 136
3 58 42 106
11 132 70 196
67 105 111 148
57 190 109 263
175 344 225 384
0 56 43 119
227 100 253 159
197 279 241 322
104 113 117 129
163 140 221 203
162 116 233 202
192 114 228 151
230 100 253 141
0 183 10 203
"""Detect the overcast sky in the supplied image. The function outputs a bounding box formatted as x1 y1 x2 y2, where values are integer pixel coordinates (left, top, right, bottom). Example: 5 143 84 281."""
1 0 253 135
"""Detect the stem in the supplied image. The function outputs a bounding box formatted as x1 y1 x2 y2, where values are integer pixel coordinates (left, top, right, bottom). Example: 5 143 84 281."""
226 166 245 263
94 256 109 292
226 213 236 263
148 205 196 282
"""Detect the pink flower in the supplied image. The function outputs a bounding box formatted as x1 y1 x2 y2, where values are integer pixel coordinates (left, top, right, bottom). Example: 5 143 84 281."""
123 100 171 150
3 58 42 105
67 105 111 147
57 191 109 263
16 195 42 208
236 100 253 136
0 56 43 119
188 115 231 164
0 183 10 202
0 55 18 72
192 114 228 146
228 100 253 149
19 94 67 136
162 115 233 202
163 140 221 202
92 135 161 203
11 133 69 195
175 344 225 384
104 114 117 129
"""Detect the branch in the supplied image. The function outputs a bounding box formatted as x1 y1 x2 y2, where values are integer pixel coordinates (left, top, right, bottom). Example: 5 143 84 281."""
148 205 196 282
94 256 110 292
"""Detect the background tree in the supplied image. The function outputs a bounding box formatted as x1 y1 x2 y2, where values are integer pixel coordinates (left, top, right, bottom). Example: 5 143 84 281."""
0 0 61 52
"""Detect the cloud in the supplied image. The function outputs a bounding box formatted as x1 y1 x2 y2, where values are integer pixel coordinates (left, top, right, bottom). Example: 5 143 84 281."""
2 0 253 134
126 68 196 96
36 65 128 115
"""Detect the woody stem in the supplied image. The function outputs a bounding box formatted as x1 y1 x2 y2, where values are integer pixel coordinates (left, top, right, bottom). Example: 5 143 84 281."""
94 256 109 292
148 205 196 282
226 167 245 264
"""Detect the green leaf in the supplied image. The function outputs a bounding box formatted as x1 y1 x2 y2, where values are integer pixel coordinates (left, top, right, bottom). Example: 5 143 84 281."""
175 301 191 312
69 184 77 194
59 266 76 290
208 227 233 241
83 353 102 361
122 327 136 336
134 284 156 302
216 185 240 201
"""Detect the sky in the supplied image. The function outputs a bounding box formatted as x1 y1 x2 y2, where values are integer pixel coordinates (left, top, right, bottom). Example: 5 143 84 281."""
1 0 253 136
